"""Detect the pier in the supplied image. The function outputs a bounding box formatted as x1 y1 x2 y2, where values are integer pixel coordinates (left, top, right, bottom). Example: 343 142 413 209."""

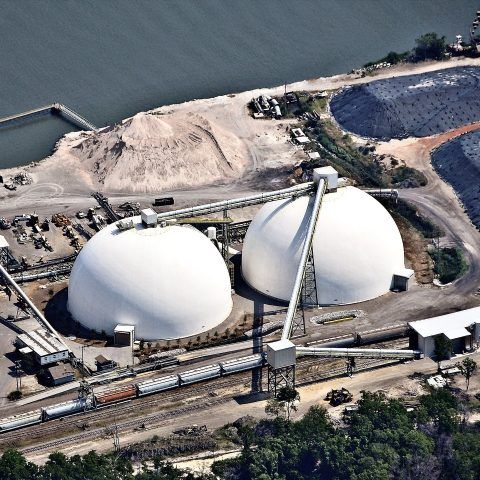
0 103 96 131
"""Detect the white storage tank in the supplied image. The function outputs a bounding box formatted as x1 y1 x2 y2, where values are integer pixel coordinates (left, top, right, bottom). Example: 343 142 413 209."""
242 186 406 305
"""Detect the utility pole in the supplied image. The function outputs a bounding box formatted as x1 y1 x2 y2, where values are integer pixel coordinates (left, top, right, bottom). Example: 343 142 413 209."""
15 360 22 391
81 344 89 378
113 405 120 452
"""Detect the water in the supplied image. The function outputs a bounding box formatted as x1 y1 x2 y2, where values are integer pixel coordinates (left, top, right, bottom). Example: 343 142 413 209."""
0 0 476 168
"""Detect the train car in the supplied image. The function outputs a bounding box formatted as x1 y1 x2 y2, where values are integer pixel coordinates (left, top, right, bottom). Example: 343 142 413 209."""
179 364 221 385
42 398 93 421
220 354 264 374
94 384 136 405
136 375 179 397
0 409 42 432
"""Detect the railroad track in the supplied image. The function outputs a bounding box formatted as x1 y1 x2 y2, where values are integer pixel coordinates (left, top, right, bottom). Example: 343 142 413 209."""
3 338 411 452
0 374 249 445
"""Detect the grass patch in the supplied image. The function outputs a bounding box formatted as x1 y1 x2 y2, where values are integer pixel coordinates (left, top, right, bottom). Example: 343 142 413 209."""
430 247 468 284
303 120 384 187
388 166 427 187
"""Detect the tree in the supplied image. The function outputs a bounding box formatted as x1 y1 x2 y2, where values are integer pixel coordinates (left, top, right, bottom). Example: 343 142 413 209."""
434 335 452 370
414 33 447 61
0 449 38 480
265 386 300 421
457 357 477 390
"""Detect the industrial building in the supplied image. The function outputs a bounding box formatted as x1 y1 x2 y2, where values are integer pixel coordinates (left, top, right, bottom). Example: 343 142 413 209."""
409 307 480 357
67 221 232 340
16 329 69 366
46 363 75 386
242 184 407 305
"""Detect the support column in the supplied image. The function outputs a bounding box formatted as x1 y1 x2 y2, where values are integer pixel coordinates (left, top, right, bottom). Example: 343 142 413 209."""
290 246 317 337
267 365 295 396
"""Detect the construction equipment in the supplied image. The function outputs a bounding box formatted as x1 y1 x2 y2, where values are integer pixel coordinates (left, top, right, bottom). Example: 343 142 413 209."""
325 388 353 406
51 213 71 227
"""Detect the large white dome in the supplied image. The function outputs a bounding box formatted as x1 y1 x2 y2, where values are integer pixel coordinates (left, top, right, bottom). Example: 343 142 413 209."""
242 186 405 305
68 221 232 340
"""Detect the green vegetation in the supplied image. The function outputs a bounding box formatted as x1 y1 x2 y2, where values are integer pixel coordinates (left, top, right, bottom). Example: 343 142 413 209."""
389 165 427 187
414 32 447 61
4 388 480 479
458 358 478 390
212 389 479 479
434 335 452 367
7 390 22 401
363 50 410 68
430 246 468 284
394 199 443 238
302 120 384 187
265 386 300 421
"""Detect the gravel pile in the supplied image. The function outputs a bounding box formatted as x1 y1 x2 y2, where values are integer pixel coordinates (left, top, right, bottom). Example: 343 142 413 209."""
331 66 480 139
432 130 480 228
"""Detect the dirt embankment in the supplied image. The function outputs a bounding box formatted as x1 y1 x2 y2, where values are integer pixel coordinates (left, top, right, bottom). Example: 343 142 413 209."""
331 66 480 140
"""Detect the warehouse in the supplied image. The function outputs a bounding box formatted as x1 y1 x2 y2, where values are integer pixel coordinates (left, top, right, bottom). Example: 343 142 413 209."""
16 329 69 366
408 307 480 357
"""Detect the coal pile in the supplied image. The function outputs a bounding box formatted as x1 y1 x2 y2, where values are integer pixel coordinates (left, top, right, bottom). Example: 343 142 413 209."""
331 67 480 140
432 130 480 228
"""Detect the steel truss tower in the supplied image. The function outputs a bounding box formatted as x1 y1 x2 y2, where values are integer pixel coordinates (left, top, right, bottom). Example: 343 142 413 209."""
267 364 295 396
291 246 318 337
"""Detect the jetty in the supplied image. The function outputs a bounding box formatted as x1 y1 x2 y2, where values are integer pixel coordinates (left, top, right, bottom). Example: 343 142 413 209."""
0 103 96 131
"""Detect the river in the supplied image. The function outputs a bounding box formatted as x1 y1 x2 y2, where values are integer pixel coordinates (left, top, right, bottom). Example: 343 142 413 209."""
0 0 476 168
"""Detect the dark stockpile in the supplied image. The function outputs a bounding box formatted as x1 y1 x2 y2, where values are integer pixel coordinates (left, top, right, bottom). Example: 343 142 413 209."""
331 66 480 139
431 129 480 229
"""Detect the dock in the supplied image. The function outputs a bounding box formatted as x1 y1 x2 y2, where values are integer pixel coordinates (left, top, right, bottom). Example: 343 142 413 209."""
0 103 96 131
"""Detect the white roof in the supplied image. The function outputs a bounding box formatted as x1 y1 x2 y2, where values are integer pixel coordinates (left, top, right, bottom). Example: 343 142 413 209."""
68 220 232 340
114 324 135 333
308 152 320 159
267 339 295 352
408 307 480 338
242 186 405 305
394 268 414 278
17 329 67 357
0 235 8 248
445 327 471 340
296 136 310 144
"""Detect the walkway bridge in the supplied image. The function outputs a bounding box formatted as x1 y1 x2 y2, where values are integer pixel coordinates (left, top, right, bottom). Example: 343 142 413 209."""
0 103 96 131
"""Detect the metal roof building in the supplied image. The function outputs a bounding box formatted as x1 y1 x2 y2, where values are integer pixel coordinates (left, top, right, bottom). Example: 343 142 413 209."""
17 329 69 365
408 307 480 357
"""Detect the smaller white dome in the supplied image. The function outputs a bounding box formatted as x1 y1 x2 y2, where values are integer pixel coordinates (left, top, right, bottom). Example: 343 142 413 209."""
242 186 405 305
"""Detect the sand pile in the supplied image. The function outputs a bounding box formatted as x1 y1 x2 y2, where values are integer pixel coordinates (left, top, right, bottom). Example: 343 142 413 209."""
331 66 480 140
66 112 247 193
431 129 480 228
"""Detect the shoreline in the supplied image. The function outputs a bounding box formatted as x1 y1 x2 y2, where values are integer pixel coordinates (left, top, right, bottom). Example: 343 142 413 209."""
1 56 480 178
0 56 480 211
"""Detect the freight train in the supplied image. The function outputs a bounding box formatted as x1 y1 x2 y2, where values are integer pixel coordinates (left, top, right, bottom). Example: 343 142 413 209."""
0 354 265 433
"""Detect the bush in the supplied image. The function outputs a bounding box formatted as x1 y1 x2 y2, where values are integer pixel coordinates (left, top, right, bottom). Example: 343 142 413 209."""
430 247 468 284
7 390 22 401
394 199 443 238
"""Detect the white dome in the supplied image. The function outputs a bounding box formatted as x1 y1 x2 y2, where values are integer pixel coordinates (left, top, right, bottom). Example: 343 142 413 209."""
68 221 232 340
242 186 405 305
